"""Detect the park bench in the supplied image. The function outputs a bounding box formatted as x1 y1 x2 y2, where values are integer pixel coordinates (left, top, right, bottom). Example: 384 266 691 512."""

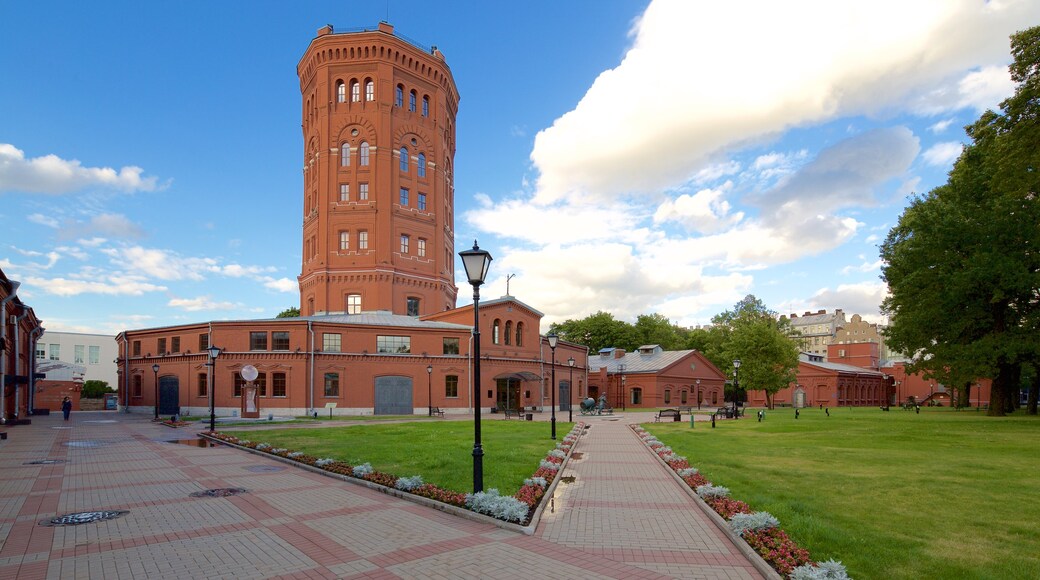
678 405 692 414
430 407 445 418
503 408 523 419
655 408 681 422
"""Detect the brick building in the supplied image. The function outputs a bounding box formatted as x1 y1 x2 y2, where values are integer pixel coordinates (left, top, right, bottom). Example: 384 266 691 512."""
116 23 587 418
1 270 44 425
587 346 728 410
787 309 846 361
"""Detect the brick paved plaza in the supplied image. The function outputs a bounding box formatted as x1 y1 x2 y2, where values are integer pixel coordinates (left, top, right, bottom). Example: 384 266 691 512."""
0 412 769 579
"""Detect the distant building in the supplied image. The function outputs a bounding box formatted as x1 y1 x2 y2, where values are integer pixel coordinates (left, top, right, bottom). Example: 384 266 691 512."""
37 331 117 388
748 350 887 408
34 359 84 412
587 345 727 410
787 309 846 360
1 269 44 424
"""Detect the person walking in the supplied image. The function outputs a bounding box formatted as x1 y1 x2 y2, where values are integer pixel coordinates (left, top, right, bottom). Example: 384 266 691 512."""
61 397 72 421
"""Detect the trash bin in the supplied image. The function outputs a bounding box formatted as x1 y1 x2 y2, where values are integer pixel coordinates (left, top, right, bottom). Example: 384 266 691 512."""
525 413 533 421
104 394 118 410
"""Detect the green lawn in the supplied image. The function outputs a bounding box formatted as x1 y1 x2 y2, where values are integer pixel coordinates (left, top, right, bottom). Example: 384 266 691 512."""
645 407 1040 579
225 419 572 495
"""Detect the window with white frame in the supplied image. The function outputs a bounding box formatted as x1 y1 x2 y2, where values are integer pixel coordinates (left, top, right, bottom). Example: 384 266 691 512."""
323 333 341 352
336 81 345 103
417 153 426 177
89 346 100 364
418 192 426 211
75 345 85 364
339 230 349 251
340 183 349 201
360 142 370 166
351 80 360 102
400 234 410 253
399 187 409 206
395 85 404 107
422 95 429 116
377 335 411 353
409 90 417 112
340 144 350 166
417 238 426 257
400 147 409 172
358 230 369 250
35 344 45 359
365 80 374 101
359 182 369 200
347 294 361 314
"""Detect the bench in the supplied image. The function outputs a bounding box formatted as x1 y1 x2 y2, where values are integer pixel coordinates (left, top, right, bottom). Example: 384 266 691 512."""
503 408 523 419
430 407 445 418
655 408 681 422
678 405 692 414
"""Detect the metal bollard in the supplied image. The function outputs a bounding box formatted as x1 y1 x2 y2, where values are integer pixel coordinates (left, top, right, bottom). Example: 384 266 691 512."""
690 411 694 428
711 414 716 428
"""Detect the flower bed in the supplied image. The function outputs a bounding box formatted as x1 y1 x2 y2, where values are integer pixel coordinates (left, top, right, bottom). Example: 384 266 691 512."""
207 422 584 526
632 426 849 579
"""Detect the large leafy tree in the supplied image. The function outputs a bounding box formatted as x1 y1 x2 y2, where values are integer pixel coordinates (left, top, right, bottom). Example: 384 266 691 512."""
881 27 1040 416
276 307 300 318
548 311 636 352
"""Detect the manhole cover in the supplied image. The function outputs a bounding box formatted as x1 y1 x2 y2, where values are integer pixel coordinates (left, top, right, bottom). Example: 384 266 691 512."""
24 459 66 465
40 510 129 526
245 465 285 473
190 488 249 498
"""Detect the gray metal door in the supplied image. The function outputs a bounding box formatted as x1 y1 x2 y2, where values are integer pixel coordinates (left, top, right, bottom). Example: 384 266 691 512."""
374 376 413 415
560 381 571 411
158 376 180 416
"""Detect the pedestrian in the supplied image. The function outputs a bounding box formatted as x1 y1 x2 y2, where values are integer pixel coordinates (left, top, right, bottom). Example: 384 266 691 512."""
61 397 72 421
825 407 830 416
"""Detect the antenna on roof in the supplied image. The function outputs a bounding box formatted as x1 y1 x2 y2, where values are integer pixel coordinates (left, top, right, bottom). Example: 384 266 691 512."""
506 273 516 296
386 0 390 23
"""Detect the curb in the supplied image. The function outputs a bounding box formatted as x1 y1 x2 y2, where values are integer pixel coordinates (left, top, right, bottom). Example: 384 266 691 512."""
199 425 584 536
630 425 783 580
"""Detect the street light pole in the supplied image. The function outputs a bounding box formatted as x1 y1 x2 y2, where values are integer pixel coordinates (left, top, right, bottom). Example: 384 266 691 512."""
696 378 701 409
567 357 575 423
459 241 492 493
733 359 742 416
207 345 222 432
618 363 626 411
427 364 433 417
152 363 160 420
547 333 558 440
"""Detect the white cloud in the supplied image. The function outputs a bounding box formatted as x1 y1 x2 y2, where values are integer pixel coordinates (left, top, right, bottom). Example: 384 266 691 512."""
808 281 889 318
653 183 743 234
263 277 298 293
61 213 146 240
928 119 954 133
922 141 963 167
78 237 108 247
24 275 166 296
100 246 215 281
529 0 1035 204
841 260 883 275
0 143 163 194
914 65 1016 114
28 213 59 228
167 296 241 312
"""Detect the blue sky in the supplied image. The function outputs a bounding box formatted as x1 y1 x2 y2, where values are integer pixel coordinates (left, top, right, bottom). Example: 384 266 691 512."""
2 0 1036 335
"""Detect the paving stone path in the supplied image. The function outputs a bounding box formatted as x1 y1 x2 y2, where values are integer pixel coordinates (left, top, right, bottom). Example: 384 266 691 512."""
0 411 764 579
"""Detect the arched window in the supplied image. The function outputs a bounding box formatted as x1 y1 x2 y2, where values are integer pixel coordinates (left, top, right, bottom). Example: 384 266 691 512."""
492 319 501 344
422 95 429 117
365 79 374 101
409 90 417 112
350 81 360 102
340 143 350 166
336 81 346 103
395 84 404 107
664 389 671 404
504 321 512 345
400 147 408 172
631 388 643 405
360 142 370 166
516 322 524 346
417 153 426 177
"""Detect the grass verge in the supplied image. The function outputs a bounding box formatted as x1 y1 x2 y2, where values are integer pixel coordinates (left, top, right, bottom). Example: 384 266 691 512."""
645 407 1040 579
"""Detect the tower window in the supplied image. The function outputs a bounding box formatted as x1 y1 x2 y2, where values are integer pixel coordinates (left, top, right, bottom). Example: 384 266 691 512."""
418 192 426 211
340 183 349 201
418 238 426 257
351 81 360 102
359 230 368 249
407 297 420 317
505 321 512 345
400 234 410 254
400 187 409 206
365 80 374 101
340 144 350 166
360 142 370 166
336 81 346 103
359 183 369 200
339 230 349 251
409 90 417 112
395 84 404 107
492 319 501 344
347 294 361 314
417 153 426 177
400 147 409 172
516 322 524 346
422 95 429 117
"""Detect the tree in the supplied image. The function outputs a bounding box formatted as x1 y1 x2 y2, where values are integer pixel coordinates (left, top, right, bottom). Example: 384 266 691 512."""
881 27 1040 416
276 307 300 318
81 380 113 399
632 313 684 350
549 311 636 352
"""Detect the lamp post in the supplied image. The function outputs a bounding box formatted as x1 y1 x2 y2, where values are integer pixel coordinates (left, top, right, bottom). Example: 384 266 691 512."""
427 364 433 417
207 345 222 432
152 363 160 420
460 240 492 493
567 356 575 422
547 333 558 440
618 363 626 411
696 378 701 409
733 359 742 415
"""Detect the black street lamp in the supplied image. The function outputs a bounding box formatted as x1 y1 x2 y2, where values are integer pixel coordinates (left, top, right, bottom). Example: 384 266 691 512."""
207 345 222 432
460 240 492 493
547 333 558 440
618 363 626 411
427 364 434 417
567 356 575 422
152 363 160 420
696 378 701 410
733 359 742 416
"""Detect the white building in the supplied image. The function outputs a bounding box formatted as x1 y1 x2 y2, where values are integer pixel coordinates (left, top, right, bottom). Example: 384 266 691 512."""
37 331 117 388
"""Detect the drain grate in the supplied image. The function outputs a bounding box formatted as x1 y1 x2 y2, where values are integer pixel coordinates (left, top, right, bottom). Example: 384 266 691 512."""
244 465 285 473
190 488 249 498
40 510 129 526
24 459 66 465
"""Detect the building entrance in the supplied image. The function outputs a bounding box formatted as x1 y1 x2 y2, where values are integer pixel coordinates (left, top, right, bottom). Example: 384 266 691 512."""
496 378 521 412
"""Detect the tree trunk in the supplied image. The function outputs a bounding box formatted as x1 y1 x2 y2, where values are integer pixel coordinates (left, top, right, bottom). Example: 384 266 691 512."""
1027 372 1038 415
988 364 1012 417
